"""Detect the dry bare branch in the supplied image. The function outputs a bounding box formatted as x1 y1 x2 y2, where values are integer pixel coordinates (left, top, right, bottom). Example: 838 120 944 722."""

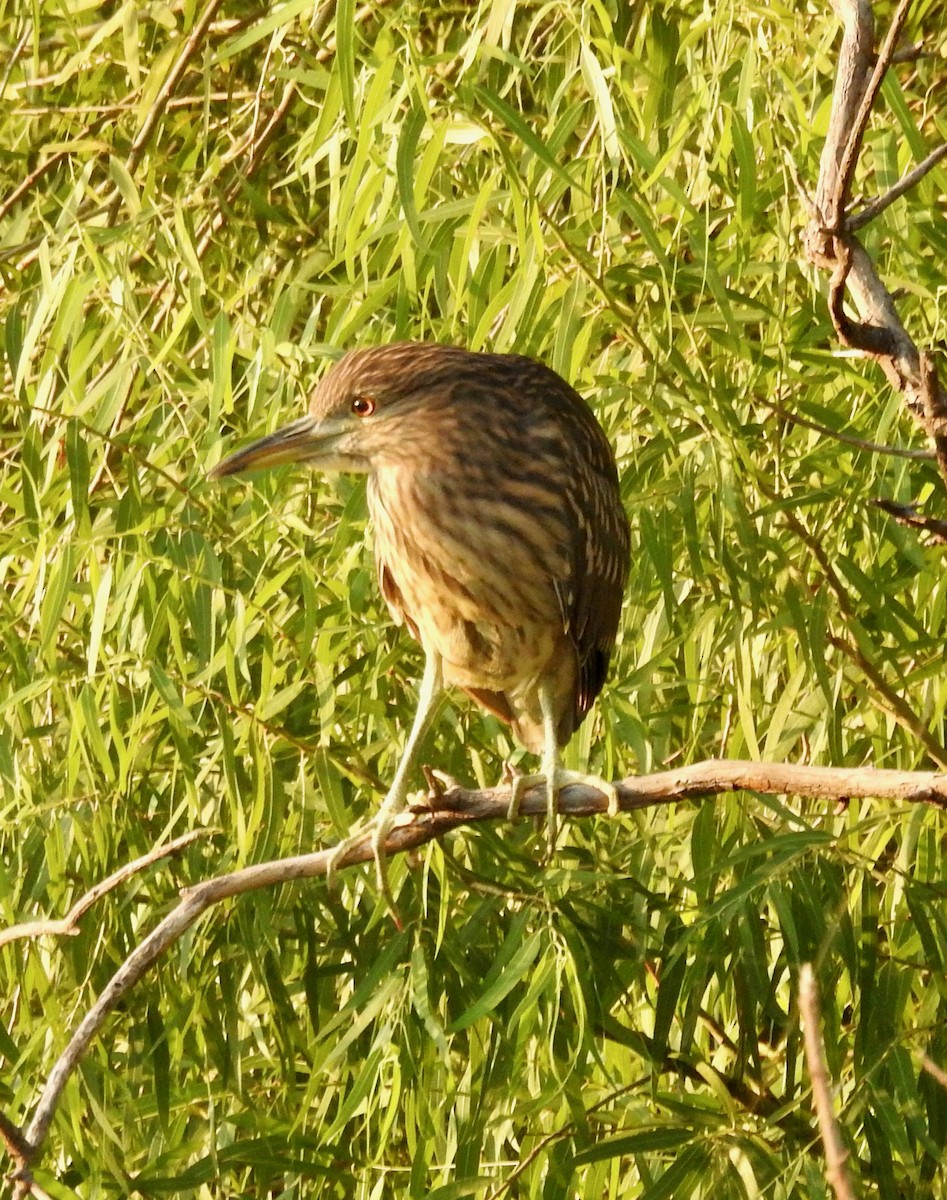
761 397 936 460
0 152 70 225
849 142 947 230
0 830 207 949
799 964 858 1200
106 0 227 226
872 499 947 543
803 0 947 489
832 0 913 223
2 760 946 1191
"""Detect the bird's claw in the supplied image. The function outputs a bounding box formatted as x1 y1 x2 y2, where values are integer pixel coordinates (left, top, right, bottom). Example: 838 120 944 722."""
499 759 518 786
420 764 461 799
369 813 404 930
504 764 528 820
503 768 619 857
323 822 373 894
322 815 405 929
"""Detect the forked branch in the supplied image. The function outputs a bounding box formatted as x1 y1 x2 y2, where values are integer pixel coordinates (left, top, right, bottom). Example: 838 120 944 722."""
803 0 947 506
2 760 946 1196
0 830 206 950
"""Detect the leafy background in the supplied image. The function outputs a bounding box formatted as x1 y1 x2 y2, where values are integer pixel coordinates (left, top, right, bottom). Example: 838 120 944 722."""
2 0 946 1196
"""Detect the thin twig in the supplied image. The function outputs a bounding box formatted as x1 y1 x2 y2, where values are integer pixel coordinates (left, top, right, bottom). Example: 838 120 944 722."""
921 1056 947 1090
0 21 30 96
0 152 70 225
829 633 947 770
762 398 935 461
780 510 947 768
799 964 857 1200
194 80 299 258
818 567 947 767
0 1110 31 1169
872 499 947 543
834 0 914 224
11 1177 55 1200
804 0 947 492
890 41 926 62
849 143 947 231
815 0 875 233
16 92 257 116
107 0 227 225
0 830 207 949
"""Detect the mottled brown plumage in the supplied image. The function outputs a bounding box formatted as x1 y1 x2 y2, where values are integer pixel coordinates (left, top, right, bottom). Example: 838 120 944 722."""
211 342 629 911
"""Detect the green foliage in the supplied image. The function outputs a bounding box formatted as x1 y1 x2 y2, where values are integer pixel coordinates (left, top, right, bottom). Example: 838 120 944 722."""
1 1 946 1196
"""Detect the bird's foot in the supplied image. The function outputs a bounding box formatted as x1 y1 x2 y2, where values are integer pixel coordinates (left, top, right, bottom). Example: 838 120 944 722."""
323 811 406 929
505 767 621 858
499 759 518 786
369 809 404 929
554 768 622 817
324 822 372 893
418 765 461 809
505 765 532 821
505 766 561 858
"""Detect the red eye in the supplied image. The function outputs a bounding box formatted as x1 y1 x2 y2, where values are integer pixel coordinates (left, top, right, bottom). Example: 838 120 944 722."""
351 396 376 416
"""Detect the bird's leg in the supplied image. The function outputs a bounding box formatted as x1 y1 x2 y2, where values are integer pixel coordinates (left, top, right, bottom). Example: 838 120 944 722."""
369 650 443 913
506 683 621 857
324 651 443 921
504 685 562 855
506 762 540 822
539 685 562 859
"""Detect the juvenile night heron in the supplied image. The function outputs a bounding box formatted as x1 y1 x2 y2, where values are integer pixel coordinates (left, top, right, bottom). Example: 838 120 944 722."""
211 343 629 910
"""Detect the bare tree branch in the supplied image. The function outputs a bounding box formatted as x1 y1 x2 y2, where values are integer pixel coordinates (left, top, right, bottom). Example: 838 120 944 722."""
106 0 227 226
0 152 70 225
799 964 858 1200
0 830 207 949
778 507 947 768
872 499 947 543
2 760 946 1192
849 142 947 230
832 0 913 224
804 0 947 490
760 397 936 460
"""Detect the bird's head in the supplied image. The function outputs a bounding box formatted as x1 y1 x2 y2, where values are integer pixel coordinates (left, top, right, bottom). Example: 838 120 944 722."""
209 342 461 481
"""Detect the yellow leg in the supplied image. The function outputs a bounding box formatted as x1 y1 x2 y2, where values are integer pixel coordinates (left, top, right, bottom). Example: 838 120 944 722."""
325 651 443 922
505 683 620 857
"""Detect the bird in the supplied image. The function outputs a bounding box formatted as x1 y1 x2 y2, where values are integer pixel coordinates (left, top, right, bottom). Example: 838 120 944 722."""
210 342 630 915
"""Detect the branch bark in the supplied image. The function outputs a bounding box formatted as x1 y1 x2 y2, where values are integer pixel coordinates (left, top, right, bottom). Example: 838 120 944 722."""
0 830 206 949
800 964 858 1200
2 760 946 1194
803 0 947 500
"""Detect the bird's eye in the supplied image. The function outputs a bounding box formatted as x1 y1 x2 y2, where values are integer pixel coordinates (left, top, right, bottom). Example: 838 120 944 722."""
351 396 376 417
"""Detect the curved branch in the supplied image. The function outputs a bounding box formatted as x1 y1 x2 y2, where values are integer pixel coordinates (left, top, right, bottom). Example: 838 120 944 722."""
106 0 227 225
832 0 913 225
849 142 947 231
0 830 207 949
871 499 947 544
761 396 936 461
3 759 946 1192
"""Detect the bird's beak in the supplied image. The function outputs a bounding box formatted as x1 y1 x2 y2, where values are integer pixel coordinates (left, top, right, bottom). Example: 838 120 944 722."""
209 414 342 479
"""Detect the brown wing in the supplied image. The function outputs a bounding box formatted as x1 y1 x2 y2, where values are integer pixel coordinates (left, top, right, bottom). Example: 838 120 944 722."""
547 377 630 743
458 354 629 746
